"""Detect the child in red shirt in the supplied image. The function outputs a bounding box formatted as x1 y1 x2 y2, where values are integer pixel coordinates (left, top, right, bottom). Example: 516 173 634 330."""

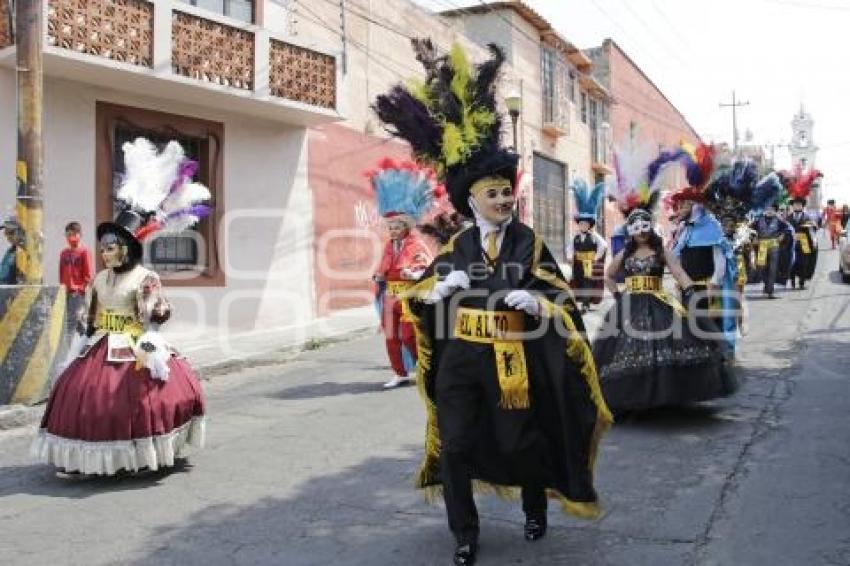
59 221 93 334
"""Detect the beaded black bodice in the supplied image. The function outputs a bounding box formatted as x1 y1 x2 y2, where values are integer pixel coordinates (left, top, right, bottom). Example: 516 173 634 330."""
623 253 665 277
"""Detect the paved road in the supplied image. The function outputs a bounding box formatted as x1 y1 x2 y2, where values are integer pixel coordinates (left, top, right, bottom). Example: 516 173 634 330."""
1 250 848 566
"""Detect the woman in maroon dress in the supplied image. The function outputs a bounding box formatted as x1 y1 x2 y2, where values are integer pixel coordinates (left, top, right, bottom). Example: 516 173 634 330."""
32 138 208 475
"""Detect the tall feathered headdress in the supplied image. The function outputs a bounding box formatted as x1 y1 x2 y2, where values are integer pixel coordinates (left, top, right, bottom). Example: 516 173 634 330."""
751 171 784 214
609 138 661 216
373 39 515 217
669 143 716 204
365 157 444 224
106 137 212 243
706 159 757 222
783 165 823 203
570 178 605 224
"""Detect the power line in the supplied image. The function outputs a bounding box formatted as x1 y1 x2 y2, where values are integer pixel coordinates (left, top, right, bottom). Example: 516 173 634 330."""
764 0 850 10
293 0 425 79
315 0 418 42
614 0 690 68
586 0 682 76
648 0 700 59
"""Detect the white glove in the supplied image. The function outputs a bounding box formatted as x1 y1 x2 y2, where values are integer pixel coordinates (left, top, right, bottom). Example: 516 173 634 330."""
505 290 540 316
401 268 424 281
425 270 470 303
133 330 171 381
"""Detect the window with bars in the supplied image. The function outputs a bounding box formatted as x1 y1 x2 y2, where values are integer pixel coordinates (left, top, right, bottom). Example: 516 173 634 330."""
532 153 568 262
97 102 224 286
541 47 556 125
178 0 254 23
580 92 588 124
566 69 576 103
112 129 207 273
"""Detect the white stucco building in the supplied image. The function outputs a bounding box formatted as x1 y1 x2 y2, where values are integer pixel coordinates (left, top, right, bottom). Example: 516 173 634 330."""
1 0 345 357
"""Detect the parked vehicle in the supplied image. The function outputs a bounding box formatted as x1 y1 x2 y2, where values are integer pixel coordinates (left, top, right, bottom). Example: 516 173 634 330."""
839 219 850 283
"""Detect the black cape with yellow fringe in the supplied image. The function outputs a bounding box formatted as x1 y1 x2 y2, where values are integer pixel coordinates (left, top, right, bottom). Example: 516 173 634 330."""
405 222 612 518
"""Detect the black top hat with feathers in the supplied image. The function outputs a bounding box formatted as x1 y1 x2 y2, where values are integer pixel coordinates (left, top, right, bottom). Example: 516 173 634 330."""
373 38 517 218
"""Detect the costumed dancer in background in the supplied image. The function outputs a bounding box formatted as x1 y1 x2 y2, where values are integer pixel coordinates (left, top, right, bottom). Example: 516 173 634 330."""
707 159 758 336
663 145 738 352
784 168 822 289
662 191 684 251
375 39 611 566
593 144 736 414
608 137 658 282
749 172 794 299
822 199 842 249
368 158 440 389
33 138 207 476
567 178 608 313
720 213 753 334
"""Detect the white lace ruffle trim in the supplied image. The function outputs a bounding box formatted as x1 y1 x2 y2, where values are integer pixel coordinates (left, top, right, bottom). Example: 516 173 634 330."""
31 417 206 476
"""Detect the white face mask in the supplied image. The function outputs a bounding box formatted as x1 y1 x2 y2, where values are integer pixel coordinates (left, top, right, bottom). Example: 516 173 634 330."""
469 180 514 225
626 219 652 236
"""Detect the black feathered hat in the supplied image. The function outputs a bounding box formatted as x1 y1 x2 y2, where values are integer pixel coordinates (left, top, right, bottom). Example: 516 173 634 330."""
373 38 516 218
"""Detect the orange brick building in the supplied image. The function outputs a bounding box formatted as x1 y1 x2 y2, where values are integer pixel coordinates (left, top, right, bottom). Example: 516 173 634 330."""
586 39 702 237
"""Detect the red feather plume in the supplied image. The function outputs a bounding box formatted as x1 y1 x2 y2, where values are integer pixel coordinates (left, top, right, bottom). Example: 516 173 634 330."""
694 143 715 189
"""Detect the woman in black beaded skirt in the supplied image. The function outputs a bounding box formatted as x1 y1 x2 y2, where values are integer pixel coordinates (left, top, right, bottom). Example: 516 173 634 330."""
593 208 737 413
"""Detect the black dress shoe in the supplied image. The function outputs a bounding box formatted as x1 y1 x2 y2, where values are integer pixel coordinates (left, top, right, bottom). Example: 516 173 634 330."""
453 542 477 566
524 516 547 541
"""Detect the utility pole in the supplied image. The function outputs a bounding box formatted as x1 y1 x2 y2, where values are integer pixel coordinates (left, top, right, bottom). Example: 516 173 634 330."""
15 0 44 283
339 0 347 74
719 90 750 155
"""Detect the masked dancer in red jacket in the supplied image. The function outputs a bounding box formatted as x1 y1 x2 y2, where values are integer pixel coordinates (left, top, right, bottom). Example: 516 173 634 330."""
369 158 440 388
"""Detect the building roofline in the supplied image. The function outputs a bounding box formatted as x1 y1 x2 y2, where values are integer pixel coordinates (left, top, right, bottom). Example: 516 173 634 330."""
439 1 592 68
593 38 702 142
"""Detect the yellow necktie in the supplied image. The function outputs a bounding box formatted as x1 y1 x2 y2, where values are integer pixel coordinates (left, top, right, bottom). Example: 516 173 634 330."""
487 231 499 260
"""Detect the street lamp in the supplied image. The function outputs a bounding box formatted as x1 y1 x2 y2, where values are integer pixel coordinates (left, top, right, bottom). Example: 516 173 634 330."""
504 90 522 151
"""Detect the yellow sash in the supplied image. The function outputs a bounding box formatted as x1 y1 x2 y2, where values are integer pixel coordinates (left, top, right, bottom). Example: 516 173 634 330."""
453 307 529 409
757 237 780 267
736 255 747 286
575 251 596 278
691 279 724 314
95 310 143 340
795 232 812 255
386 280 413 297
626 276 687 316
625 275 661 292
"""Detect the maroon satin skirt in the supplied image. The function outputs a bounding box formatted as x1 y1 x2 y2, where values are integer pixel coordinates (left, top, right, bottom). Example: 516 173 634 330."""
33 338 206 475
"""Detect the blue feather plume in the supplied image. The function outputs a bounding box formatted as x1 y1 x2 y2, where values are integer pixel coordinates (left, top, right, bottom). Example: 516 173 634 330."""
371 164 439 221
571 178 606 220
728 160 758 201
751 172 782 213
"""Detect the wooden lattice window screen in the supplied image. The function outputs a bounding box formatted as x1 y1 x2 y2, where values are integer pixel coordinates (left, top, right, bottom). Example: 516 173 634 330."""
269 39 336 109
46 0 154 67
0 0 12 49
172 11 254 90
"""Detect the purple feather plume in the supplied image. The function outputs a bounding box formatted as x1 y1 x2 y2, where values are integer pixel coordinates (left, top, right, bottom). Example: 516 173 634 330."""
169 159 199 193
647 149 687 186
166 204 212 219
